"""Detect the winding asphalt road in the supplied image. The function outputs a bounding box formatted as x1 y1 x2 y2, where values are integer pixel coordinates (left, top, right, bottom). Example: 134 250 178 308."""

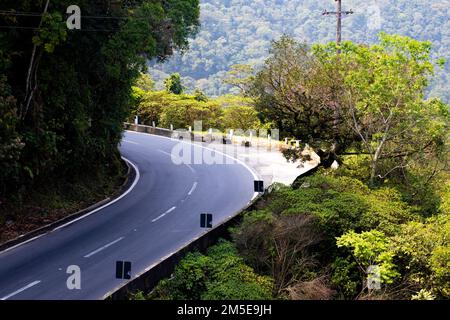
0 131 257 300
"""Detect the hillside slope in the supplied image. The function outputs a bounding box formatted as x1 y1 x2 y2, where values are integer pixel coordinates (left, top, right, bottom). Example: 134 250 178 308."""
150 0 449 101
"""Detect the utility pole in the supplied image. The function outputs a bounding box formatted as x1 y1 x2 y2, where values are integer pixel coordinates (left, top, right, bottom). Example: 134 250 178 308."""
323 0 354 53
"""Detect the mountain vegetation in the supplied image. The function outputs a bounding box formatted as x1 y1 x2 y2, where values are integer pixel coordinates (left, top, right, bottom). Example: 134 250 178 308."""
150 0 449 103
131 74 260 132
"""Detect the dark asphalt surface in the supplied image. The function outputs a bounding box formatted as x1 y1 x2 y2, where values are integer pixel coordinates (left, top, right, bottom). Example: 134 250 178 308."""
0 131 257 300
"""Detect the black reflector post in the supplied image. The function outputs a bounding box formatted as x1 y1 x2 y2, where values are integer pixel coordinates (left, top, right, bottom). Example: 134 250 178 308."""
254 180 264 192
116 261 132 279
116 261 123 279
200 213 213 228
123 261 132 279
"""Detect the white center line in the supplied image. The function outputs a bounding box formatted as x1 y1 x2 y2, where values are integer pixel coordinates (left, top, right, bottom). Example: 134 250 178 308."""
122 139 139 145
152 206 176 223
151 213 166 222
83 237 125 258
1 280 41 300
188 182 198 196
185 164 196 174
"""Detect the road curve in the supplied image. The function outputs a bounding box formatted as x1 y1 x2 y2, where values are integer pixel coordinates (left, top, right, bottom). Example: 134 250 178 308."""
0 131 256 300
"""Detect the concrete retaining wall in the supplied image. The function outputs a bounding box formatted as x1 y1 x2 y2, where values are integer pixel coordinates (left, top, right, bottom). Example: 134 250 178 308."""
107 195 261 300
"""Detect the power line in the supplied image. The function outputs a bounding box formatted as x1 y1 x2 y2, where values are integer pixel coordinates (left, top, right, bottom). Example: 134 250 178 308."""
0 24 152 33
0 10 146 20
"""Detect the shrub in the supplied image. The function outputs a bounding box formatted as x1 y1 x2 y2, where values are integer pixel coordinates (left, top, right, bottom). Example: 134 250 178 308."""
150 241 273 300
233 211 323 295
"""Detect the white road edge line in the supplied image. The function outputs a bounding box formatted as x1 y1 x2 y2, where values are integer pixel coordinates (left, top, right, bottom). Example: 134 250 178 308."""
152 206 176 223
185 163 196 174
0 157 140 255
188 182 198 196
102 132 262 299
83 237 125 258
53 157 140 231
0 280 41 300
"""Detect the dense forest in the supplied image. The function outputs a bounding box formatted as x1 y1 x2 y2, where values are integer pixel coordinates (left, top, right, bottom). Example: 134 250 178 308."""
0 0 200 239
150 0 450 102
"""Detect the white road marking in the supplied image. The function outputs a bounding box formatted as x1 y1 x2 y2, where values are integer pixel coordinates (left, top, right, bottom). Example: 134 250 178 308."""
164 206 176 214
158 149 196 174
122 139 139 145
188 182 198 196
151 213 166 222
0 234 46 255
83 237 124 258
1 280 41 300
152 206 176 223
186 164 196 174
0 157 140 256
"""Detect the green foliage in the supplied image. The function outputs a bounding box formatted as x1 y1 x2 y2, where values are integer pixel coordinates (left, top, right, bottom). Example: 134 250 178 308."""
159 98 223 130
164 73 184 94
266 175 414 238
150 241 273 300
155 252 210 300
193 89 208 102
392 214 450 298
330 256 359 299
223 64 255 96
360 188 415 235
135 73 155 92
234 174 434 299
0 0 200 201
411 289 436 300
252 36 355 158
149 0 449 103
0 76 23 192
32 12 67 53
222 106 261 132
337 230 400 285
133 87 261 132
232 210 324 296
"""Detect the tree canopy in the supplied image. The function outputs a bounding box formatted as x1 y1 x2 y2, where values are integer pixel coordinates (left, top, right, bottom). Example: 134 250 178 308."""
252 34 448 188
0 0 200 196
149 0 449 103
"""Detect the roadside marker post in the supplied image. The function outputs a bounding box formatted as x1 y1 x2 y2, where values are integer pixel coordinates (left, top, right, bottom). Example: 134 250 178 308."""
254 180 264 193
116 261 132 280
200 213 213 228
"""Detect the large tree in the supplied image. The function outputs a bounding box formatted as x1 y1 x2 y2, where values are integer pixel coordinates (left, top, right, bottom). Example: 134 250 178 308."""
0 0 200 193
252 34 448 185
252 36 356 168
314 33 448 185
